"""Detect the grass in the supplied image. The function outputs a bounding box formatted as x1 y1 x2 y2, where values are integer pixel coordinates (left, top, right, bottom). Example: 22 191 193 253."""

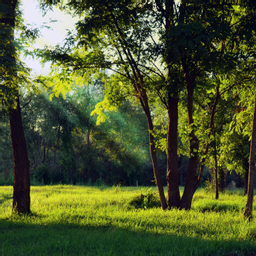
0 185 256 256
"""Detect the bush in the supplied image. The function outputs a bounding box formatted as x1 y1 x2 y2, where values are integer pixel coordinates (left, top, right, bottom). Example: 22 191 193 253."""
129 189 161 209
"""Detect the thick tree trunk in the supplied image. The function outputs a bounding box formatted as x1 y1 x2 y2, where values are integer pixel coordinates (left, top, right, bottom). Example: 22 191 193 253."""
10 98 31 214
166 96 180 208
180 149 198 210
2 0 30 214
244 91 256 221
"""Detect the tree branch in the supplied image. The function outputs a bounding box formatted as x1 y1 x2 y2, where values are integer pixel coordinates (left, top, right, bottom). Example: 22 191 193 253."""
21 95 32 109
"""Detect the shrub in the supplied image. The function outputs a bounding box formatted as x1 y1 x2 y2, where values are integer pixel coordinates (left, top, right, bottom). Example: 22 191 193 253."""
129 190 161 209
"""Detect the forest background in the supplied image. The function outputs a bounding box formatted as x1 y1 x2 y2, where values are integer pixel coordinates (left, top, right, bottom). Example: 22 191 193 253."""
1 0 256 215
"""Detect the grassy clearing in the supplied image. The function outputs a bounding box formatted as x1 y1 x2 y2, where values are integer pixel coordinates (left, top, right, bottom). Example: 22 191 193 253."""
1 185 256 256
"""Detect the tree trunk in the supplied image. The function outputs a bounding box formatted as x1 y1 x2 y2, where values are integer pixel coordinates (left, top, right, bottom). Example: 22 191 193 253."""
218 167 225 193
1 0 30 214
43 145 46 163
180 79 199 210
87 126 90 150
146 115 167 210
106 4 167 209
10 98 31 214
244 91 256 221
166 96 180 208
214 163 219 200
141 97 167 210
180 82 220 209
179 149 198 210
244 168 249 196
214 130 219 200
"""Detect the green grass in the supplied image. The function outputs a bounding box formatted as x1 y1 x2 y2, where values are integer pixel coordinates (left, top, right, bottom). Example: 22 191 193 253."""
1 185 256 256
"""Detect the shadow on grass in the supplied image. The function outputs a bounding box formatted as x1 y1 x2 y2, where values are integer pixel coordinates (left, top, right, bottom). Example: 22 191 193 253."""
0 218 255 256
196 202 241 213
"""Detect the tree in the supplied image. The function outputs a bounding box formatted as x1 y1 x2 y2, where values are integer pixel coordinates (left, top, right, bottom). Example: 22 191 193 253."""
244 90 256 220
37 0 256 210
0 0 30 214
38 0 169 209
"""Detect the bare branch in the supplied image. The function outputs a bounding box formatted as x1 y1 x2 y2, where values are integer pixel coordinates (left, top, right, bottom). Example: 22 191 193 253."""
21 95 32 109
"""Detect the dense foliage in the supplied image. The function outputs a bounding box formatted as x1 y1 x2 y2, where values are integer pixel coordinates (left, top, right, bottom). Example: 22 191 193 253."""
1 0 256 216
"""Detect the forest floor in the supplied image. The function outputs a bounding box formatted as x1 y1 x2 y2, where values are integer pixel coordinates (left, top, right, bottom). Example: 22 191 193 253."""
0 185 256 256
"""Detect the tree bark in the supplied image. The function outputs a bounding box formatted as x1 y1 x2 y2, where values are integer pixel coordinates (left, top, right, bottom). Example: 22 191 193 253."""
166 95 180 208
244 90 256 221
244 168 249 196
214 129 219 200
1 0 31 214
10 98 31 214
214 157 219 200
180 83 220 209
143 101 168 210
180 79 199 210
179 146 199 210
43 145 46 163
218 167 225 193
164 0 180 208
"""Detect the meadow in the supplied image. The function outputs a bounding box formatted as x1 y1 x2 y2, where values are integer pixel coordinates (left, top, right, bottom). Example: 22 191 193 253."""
1 185 256 256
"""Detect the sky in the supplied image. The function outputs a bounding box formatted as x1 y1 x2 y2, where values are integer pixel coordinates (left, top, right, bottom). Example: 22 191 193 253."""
20 0 79 75
20 0 180 76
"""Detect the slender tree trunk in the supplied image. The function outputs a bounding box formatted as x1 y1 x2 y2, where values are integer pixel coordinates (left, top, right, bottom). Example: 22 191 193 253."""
214 157 219 200
107 3 167 209
46 147 49 163
180 82 220 209
144 106 168 210
43 145 46 163
244 168 249 196
180 79 199 210
87 127 90 150
244 91 256 221
138 91 167 209
218 167 225 193
10 98 31 214
214 129 219 200
166 95 180 208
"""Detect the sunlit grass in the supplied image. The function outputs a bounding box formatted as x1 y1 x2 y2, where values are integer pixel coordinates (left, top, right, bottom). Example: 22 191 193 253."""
1 185 256 256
